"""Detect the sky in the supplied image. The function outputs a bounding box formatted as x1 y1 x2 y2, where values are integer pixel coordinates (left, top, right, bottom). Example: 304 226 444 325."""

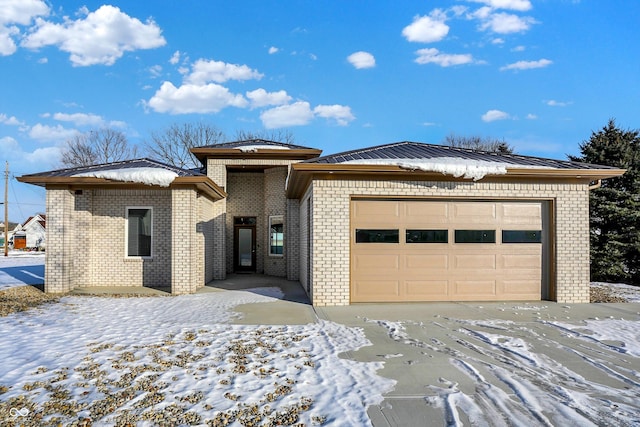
0 0 639 222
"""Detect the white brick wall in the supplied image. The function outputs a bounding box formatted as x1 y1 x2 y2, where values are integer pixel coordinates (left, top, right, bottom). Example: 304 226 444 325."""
305 179 591 306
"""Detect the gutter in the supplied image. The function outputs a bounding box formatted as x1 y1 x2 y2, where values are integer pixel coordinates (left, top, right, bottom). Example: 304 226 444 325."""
589 179 602 191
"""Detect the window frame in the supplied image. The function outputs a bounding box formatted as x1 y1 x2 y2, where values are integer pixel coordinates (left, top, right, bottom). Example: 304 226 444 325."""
125 206 153 259
406 229 449 244
454 229 496 244
502 230 542 244
268 215 284 257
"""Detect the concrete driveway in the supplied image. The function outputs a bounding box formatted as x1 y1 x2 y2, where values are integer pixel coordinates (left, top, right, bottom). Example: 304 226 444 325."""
316 301 640 426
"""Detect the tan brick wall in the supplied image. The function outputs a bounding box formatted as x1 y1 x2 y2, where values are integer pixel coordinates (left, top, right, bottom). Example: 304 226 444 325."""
197 196 215 285
226 173 265 272
308 179 591 306
286 198 300 281
44 188 75 293
90 189 172 288
171 189 198 294
264 167 287 277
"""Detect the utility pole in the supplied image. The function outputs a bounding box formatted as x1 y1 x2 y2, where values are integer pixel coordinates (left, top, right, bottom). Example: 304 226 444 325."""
3 161 8 257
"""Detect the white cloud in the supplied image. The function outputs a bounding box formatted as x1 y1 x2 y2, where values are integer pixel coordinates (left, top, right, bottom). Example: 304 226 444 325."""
246 89 292 109
21 5 166 66
0 113 24 126
0 136 20 152
0 0 50 55
479 12 536 33
414 48 474 67
185 58 263 85
0 136 61 165
52 112 104 126
313 105 355 126
260 102 315 128
546 100 572 107
526 113 537 119
147 81 248 114
402 10 449 43
481 109 510 122
28 123 80 142
511 45 526 52
268 46 279 54
492 38 505 44
149 64 162 78
500 58 552 71
467 0 532 11
347 51 376 69
169 50 181 64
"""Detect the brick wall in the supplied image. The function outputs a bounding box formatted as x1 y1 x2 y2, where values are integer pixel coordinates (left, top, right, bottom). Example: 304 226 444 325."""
307 179 591 306
171 189 198 294
90 189 172 288
264 167 287 277
44 188 75 293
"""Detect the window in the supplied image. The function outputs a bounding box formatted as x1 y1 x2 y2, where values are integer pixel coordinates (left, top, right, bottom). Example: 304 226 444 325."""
455 230 495 243
269 215 284 256
127 208 152 257
502 230 542 243
355 229 399 243
406 230 448 243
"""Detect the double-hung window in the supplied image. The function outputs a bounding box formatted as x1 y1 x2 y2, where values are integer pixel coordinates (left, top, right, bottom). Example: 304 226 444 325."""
126 207 152 257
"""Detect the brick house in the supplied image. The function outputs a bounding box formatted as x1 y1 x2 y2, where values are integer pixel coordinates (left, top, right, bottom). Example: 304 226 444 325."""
18 139 625 306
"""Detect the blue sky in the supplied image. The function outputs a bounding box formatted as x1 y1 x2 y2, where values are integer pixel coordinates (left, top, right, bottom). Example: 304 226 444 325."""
1 0 639 222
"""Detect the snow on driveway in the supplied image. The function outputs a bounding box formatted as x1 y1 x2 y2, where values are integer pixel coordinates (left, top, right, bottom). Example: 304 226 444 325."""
0 253 44 290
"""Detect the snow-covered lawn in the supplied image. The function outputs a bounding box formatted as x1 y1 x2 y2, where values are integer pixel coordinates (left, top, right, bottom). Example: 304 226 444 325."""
2 255 640 426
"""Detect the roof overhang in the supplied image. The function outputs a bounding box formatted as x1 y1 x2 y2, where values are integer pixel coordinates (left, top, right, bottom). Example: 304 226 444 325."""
285 163 627 198
17 175 227 201
191 147 323 162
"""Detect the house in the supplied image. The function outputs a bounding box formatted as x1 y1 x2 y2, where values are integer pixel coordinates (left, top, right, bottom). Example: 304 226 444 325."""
18 140 625 306
11 214 46 250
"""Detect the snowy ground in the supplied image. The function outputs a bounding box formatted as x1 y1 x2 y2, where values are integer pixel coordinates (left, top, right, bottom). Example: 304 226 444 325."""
0 252 44 291
2 255 640 426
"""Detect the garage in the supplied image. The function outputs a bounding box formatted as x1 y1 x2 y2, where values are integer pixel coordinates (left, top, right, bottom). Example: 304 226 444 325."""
351 199 549 302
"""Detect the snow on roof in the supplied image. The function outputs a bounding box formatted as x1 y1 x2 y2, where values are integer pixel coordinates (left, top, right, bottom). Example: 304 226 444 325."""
343 157 546 181
237 145 292 153
72 167 179 187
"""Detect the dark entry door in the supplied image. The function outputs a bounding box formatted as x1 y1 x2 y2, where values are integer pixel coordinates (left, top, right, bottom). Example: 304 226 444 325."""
234 217 256 272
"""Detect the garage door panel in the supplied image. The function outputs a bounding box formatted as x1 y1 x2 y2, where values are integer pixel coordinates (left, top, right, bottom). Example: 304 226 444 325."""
404 202 448 223
454 254 496 269
353 280 400 300
453 203 497 222
351 200 544 303
503 280 541 295
405 254 448 269
404 280 449 297
454 280 496 295
353 254 400 271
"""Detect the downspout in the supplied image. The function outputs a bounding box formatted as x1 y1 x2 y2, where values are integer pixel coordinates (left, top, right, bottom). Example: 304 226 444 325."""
589 179 602 191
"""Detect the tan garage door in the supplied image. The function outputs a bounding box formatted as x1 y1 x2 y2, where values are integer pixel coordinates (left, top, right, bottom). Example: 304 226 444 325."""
351 200 544 302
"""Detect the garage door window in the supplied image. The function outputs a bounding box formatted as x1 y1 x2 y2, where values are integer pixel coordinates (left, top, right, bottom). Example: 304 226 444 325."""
406 230 448 243
502 230 542 243
455 230 495 243
356 229 399 243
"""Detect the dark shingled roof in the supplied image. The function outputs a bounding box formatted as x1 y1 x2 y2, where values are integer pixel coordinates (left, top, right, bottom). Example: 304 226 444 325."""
196 139 317 150
20 158 202 179
305 141 618 171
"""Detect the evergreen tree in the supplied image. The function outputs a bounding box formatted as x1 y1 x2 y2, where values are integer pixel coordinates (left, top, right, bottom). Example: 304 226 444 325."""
570 119 640 284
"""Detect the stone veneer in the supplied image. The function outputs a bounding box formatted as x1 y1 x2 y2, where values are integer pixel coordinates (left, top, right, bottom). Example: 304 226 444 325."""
305 179 591 306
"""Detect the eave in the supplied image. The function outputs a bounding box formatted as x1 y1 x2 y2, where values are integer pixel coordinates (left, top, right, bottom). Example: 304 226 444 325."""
285 163 627 198
17 175 227 201
191 147 323 162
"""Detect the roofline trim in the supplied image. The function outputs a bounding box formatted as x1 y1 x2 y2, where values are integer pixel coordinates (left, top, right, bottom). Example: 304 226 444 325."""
191 147 322 161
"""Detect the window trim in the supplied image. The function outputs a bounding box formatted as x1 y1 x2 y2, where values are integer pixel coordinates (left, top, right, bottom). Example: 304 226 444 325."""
268 215 284 257
125 206 153 259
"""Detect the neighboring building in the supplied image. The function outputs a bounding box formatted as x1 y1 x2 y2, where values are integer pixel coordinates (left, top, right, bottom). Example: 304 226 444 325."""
11 214 46 250
18 140 625 305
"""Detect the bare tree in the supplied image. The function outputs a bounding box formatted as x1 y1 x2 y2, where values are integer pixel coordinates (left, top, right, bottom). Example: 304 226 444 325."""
233 129 298 145
443 133 514 154
61 128 137 167
145 122 226 169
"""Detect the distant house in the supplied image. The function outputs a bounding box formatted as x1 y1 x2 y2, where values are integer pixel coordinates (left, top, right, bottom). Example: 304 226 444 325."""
12 214 46 250
18 139 625 305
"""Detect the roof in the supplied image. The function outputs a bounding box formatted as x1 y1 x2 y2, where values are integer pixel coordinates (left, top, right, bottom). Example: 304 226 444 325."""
19 158 202 179
306 141 617 170
286 141 626 198
191 139 322 162
17 158 226 201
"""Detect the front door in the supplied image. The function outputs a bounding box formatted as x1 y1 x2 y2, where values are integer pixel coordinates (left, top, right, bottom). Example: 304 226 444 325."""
234 217 256 272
